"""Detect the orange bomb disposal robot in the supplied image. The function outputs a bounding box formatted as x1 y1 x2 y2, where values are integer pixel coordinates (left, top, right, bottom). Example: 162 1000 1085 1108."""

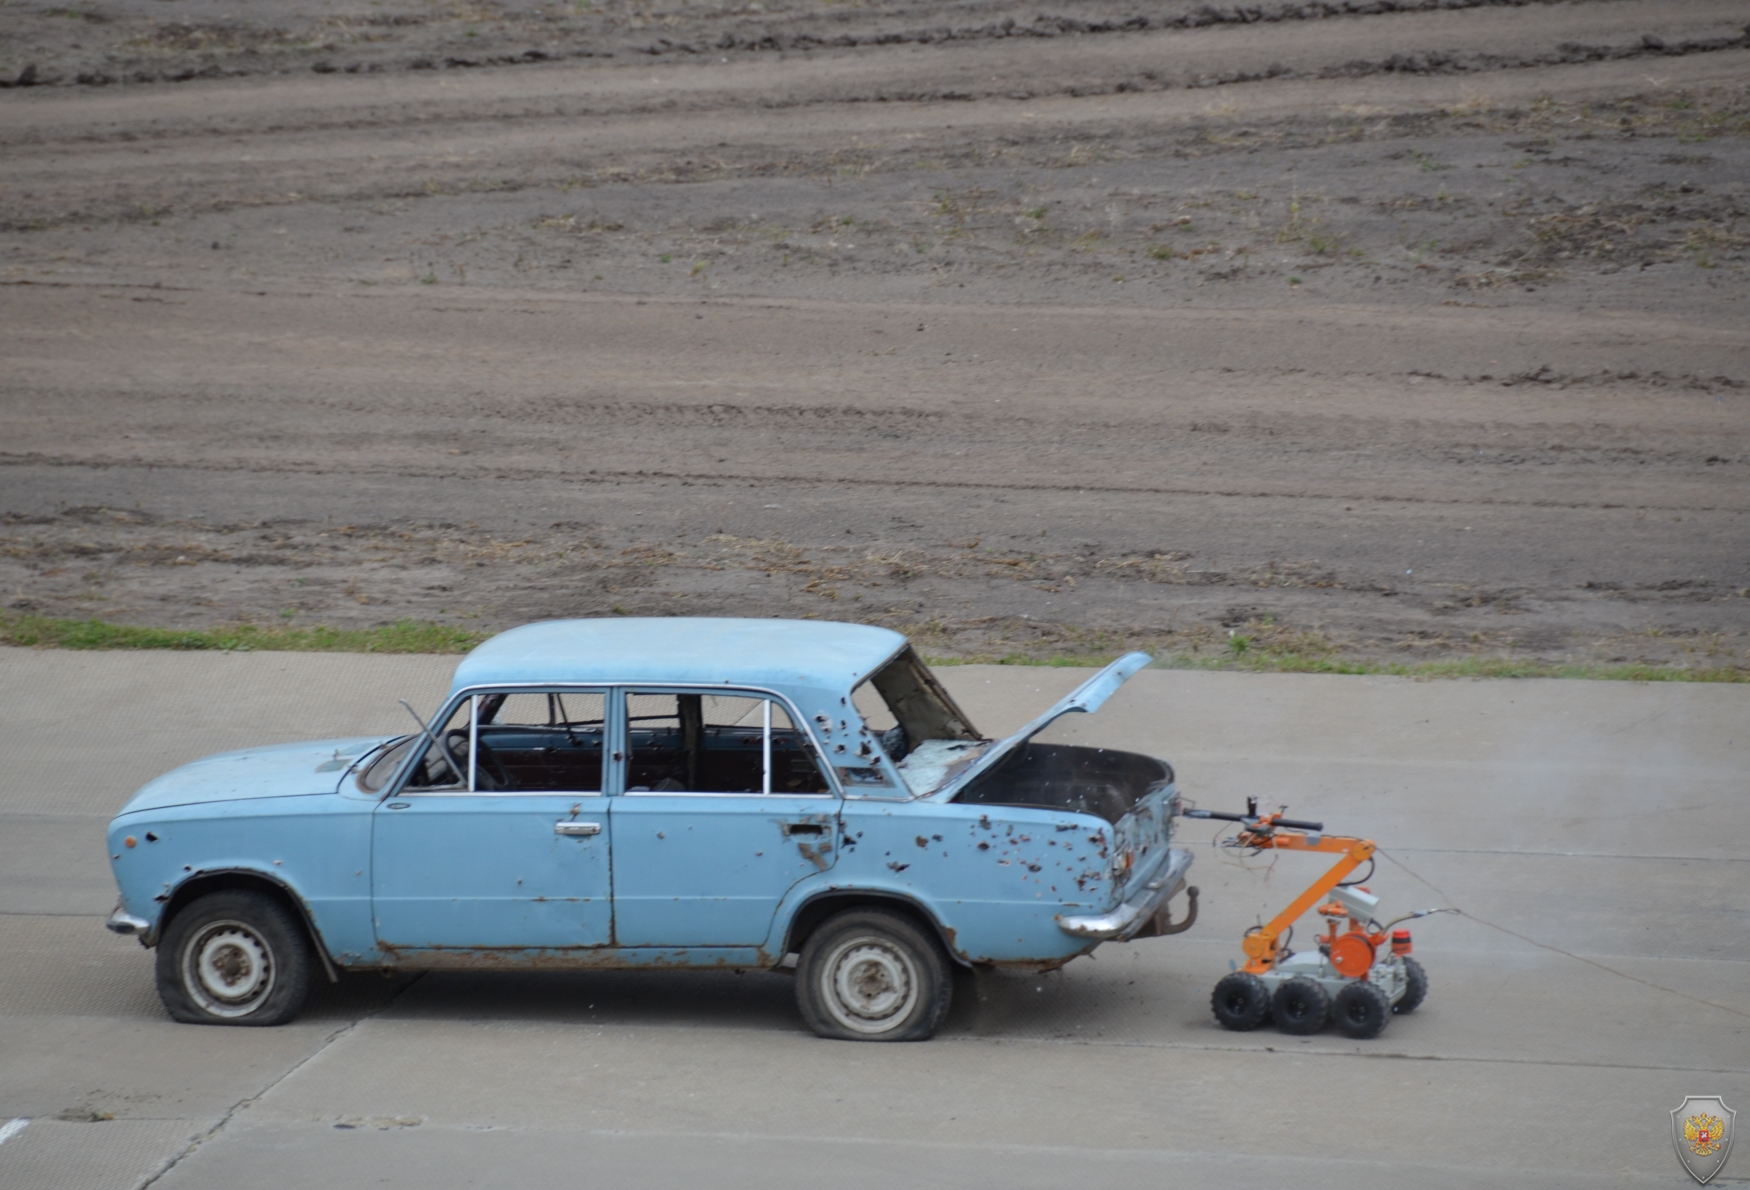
1187 799 1449 1039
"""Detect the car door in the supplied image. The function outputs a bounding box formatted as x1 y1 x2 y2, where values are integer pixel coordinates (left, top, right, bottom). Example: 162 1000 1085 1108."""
372 689 615 950
609 689 839 948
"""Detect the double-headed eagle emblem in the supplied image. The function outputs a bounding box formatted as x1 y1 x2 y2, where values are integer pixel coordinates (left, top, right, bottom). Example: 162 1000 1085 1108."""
1686 1113 1725 1157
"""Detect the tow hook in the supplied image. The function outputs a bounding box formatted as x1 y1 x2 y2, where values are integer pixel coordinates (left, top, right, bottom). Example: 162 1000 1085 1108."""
1137 884 1199 938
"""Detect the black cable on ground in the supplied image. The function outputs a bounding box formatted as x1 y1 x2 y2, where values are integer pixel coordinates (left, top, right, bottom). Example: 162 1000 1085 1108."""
1375 847 1747 1021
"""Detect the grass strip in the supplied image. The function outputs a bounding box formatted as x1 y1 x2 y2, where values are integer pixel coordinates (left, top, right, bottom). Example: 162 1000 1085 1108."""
1 612 1742 681
0 612 487 654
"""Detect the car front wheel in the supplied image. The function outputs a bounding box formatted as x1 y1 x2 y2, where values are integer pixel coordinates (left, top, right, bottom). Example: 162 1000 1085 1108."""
156 890 312 1026
796 909 951 1041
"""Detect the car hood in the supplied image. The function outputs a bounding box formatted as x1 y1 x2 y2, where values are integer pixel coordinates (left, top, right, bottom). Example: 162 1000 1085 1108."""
899 652 1152 798
113 735 396 816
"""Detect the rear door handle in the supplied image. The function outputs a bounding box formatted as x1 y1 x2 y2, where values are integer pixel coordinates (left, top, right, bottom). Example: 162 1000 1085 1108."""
781 822 827 836
555 822 602 837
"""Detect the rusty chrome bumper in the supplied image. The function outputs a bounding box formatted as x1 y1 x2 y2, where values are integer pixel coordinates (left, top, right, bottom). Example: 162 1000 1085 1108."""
106 902 151 936
1055 847 1194 941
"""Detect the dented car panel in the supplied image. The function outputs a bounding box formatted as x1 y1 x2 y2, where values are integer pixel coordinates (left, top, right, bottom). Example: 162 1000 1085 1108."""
830 800 1120 966
372 789 614 950
107 617 1193 992
108 787 378 958
610 797 839 947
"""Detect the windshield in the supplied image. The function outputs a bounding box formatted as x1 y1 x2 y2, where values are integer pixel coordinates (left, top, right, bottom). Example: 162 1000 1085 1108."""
852 647 979 762
357 736 416 793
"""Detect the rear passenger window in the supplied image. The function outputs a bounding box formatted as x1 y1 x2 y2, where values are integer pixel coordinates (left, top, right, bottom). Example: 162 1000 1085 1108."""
624 692 831 795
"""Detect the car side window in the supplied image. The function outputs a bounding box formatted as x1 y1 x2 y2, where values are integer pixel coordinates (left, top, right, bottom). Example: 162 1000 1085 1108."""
387 691 607 794
624 692 831 795
477 691 607 793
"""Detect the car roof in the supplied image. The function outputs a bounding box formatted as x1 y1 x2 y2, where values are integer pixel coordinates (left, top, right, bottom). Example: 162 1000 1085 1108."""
449 617 909 698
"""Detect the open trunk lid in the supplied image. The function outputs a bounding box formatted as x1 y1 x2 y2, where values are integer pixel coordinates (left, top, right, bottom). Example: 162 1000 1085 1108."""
930 652 1152 801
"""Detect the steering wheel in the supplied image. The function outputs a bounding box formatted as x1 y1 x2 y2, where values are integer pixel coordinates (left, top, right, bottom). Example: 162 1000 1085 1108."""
441 729 511 791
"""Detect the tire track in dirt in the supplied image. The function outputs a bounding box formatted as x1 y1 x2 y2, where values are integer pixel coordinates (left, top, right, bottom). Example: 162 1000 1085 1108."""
7 1 1747 142
0 0 1678 91
4 451 1745 515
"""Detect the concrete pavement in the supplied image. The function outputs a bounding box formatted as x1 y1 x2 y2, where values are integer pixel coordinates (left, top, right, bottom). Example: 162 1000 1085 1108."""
0 649 1744 1188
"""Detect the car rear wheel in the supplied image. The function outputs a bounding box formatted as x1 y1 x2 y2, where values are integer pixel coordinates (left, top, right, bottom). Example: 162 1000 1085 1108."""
156 890 311 1026
796 909 951 1041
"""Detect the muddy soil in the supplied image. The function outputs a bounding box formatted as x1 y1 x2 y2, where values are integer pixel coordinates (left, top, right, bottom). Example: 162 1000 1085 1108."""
2 0 1747 666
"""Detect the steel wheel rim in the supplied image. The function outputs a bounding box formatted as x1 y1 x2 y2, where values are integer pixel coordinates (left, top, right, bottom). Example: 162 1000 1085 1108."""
182 919 275 1017
821 936 918 1035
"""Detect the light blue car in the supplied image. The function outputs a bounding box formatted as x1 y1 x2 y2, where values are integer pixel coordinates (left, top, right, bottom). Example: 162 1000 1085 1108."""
106 618 1195 1040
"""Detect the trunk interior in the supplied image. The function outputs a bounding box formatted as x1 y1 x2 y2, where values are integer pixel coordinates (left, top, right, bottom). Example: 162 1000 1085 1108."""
952 743 1171 824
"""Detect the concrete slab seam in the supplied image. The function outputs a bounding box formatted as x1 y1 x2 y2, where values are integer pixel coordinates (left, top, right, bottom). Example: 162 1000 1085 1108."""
135 975 428 1190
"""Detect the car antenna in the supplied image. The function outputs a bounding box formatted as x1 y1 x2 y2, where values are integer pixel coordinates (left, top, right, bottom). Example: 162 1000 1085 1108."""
398 699 445 753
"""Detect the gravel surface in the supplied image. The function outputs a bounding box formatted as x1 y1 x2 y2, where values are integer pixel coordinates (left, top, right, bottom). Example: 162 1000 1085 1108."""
2 0 1747 665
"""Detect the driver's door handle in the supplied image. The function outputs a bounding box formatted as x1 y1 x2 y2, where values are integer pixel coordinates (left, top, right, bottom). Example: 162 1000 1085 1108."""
554 821 602 837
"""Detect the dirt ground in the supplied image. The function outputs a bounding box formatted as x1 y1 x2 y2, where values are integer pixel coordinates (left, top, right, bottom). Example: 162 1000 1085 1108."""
2 0 1747 666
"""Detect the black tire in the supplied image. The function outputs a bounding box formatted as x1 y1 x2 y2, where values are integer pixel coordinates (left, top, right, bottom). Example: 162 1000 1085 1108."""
1271 976 1331 1035
1393 956 1428 1014
1210 971 1271 1032
795 909 952 1041
1331 980 1391 1039
155 890 312 1026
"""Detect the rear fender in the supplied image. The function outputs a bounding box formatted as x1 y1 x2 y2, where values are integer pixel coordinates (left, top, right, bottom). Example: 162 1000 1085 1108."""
776 885 970 967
